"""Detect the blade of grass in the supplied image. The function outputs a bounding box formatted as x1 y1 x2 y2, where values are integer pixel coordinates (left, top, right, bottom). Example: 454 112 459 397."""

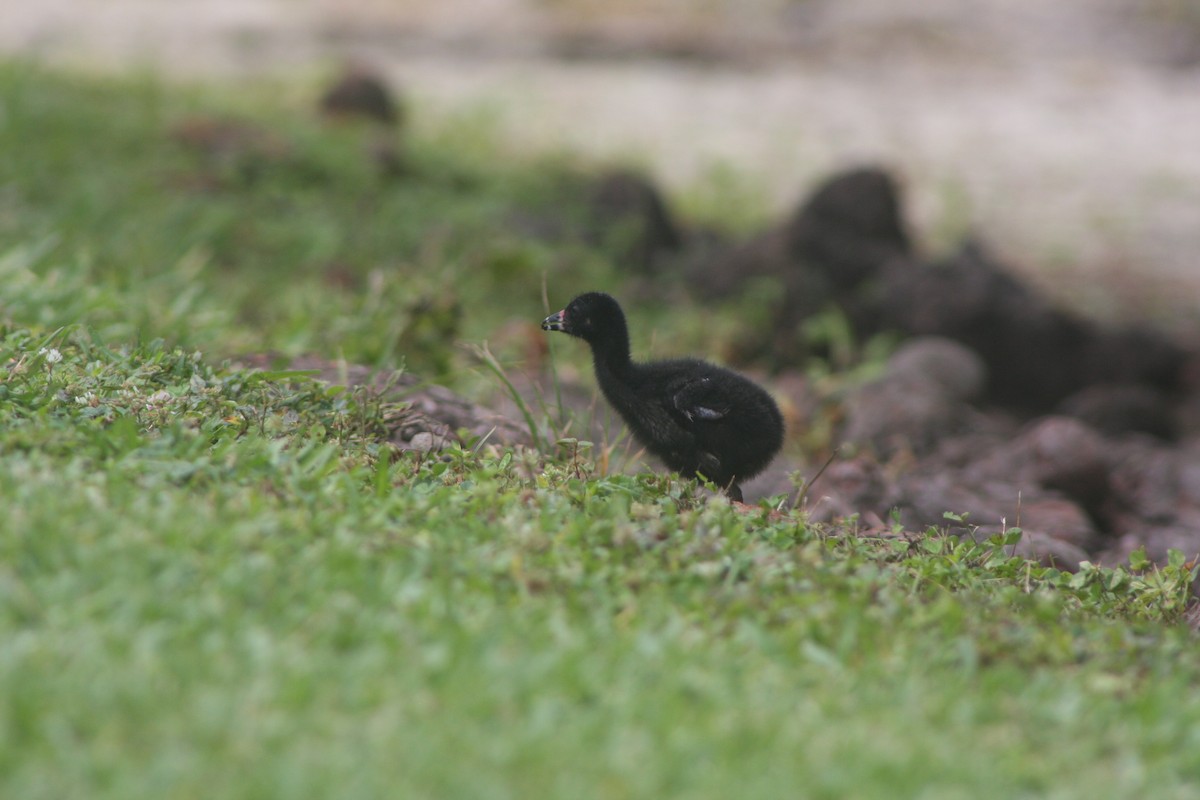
470 341 546 453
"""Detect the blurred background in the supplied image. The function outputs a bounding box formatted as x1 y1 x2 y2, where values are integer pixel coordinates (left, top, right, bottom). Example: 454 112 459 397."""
3 0 1199 325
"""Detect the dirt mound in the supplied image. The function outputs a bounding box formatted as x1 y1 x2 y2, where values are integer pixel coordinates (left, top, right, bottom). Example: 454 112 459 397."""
683 165 1200 571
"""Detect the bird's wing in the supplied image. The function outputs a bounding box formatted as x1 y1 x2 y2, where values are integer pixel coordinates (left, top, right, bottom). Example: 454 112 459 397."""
672 376 731 422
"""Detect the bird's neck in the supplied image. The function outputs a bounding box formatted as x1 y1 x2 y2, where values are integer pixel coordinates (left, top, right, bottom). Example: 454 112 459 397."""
589 328 634 380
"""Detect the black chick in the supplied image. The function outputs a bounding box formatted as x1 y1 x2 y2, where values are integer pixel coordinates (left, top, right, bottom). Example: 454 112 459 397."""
542 292 784 502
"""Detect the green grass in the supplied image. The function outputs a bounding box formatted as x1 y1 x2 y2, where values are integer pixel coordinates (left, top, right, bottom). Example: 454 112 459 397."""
2 62 1200 799
0 62 628 375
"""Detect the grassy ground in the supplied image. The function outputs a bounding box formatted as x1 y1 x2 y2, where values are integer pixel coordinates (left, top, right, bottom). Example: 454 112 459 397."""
3 62 1200 799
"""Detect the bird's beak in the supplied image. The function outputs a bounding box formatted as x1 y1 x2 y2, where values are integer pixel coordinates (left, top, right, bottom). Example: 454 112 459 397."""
542 309 566 332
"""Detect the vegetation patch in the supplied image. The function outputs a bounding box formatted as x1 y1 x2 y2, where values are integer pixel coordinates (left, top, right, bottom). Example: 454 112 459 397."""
2 63 1200 799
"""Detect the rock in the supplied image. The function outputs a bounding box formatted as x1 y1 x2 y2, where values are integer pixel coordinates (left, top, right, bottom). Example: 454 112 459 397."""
971 526 1089 571
688 228 792 302
803 457 897 524
1023 417 1111 507
842 378 963 459
1103 437 1180 524
1100 521 1200 565
884 337 987 402
686 166 910 367
892 473 1020 535
585 169 683 274
770 370 823 434
1017 497 1099 552
396 429 442 453
1057 383 1176 439
782 165 911 289
1178 358 1200 436
1011 530 1090 571
862 240 1192 416
1180 441 1200 507
842 338 987 458
316 67 409 178
870 241 1095 411
319 67 402 126
926 429 1019 471
510 168 687 280
964 417 1110 511
1083 326 1189 392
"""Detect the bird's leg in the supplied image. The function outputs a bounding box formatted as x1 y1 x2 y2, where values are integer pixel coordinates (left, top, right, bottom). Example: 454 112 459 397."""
725 481 744 503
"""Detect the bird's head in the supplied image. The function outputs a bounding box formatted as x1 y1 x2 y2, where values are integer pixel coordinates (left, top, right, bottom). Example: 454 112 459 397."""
541 292 625 345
